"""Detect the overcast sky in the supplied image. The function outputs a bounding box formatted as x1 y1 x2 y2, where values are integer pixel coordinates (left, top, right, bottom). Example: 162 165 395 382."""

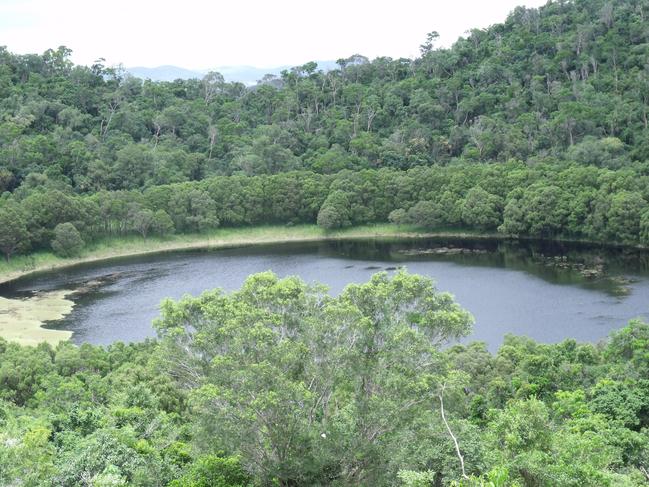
1 0 547 69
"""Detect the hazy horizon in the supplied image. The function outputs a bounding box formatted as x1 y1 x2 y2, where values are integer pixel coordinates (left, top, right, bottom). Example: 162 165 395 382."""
1 0 547 70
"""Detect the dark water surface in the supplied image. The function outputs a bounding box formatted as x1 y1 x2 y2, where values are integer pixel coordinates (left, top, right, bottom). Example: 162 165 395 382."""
2 238 648 351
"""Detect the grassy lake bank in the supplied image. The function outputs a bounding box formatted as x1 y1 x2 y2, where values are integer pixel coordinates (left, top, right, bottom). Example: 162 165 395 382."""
0 224 498 287
2 222 646 288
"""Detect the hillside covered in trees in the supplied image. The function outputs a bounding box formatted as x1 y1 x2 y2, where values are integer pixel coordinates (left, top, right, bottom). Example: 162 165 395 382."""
2 0 649 188
2 0 649 261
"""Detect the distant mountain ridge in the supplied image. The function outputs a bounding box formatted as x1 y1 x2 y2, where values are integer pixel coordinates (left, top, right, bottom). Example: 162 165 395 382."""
126 61 338 85
126 65 204 82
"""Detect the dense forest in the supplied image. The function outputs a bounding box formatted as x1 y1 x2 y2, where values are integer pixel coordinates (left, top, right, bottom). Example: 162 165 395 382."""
1 272 649 486
2 0 649 259
3 162 649 263
2 0 649 186
2 0 649 485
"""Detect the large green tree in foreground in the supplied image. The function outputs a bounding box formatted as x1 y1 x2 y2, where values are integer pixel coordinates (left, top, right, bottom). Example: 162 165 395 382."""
155 271 473 485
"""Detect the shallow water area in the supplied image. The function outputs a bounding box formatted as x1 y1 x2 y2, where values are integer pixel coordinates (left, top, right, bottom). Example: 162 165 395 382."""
0 290 74 346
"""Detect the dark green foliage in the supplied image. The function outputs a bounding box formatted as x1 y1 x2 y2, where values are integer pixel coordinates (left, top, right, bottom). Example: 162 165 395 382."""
152 209 174 236
169 189 219 233
317 190 351 229
461 187 503 230
129 208 155 240
388 208 407 224
50 222 84 257
2 160 649 263
0 0 648 190
407 200 441 228
155 271 473 485
499 184 571 238
0 201 29 261
2 0 649 256
4 2 649 482
168 455 252 487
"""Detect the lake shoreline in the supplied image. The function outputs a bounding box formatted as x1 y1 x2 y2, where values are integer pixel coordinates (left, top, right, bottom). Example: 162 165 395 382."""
0 224 645 287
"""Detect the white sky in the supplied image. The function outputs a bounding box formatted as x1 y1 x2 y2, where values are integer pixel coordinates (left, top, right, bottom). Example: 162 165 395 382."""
0 0 548 69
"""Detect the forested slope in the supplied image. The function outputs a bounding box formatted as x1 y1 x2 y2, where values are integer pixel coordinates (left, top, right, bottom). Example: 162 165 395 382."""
2 0 649 259
2 0 649 190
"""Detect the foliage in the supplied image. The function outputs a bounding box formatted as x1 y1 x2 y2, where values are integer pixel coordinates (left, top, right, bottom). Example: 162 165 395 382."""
0 201 29 261
3 160 649 265
317 190 351 229
155 270 473 484
50 222 85 257
3 0 649 484
3 0 649 191
168 455 251 487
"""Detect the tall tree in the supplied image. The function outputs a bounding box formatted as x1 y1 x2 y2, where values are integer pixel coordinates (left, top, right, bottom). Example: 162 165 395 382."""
0 201 29 261
155 271 473 485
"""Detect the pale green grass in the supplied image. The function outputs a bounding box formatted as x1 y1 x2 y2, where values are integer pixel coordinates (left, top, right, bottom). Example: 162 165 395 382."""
0 224 436 285
0 290 74 346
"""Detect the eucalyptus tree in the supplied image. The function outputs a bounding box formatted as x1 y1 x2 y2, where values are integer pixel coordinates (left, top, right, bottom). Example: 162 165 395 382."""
155 271 473 485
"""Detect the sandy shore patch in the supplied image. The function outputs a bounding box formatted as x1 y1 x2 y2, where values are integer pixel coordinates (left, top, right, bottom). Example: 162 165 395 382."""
0 290 75 346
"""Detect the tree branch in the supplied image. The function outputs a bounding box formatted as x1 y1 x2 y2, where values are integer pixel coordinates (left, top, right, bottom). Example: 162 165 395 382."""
438 384 469 480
